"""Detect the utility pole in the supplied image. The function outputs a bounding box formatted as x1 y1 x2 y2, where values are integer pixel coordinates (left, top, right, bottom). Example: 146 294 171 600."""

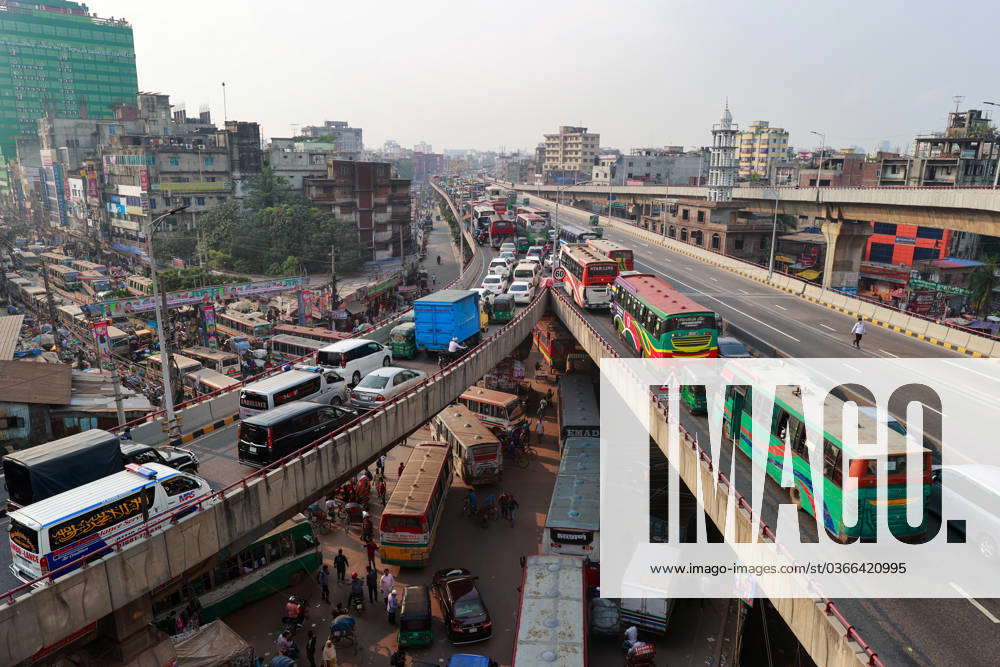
330 245 339 311
148 206 187 441
38 258 60 338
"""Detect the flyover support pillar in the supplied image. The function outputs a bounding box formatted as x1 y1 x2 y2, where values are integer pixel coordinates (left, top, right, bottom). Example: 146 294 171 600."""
820 219 872 290
94 595 175 665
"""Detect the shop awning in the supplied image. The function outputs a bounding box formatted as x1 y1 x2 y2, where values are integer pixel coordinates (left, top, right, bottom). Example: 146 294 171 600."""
774 254 796 264
344 302 364 315
795 269 822 280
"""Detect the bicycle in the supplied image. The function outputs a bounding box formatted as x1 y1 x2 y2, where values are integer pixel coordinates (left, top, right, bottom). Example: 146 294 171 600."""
510 445 536 469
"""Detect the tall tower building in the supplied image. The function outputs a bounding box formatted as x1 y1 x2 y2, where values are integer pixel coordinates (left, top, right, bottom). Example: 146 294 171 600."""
0 1 138 159
707 103 738 202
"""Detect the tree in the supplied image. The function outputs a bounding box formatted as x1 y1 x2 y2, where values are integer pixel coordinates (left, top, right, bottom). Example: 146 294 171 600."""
244 166 299 210
776 213 797 231
966 255 999 317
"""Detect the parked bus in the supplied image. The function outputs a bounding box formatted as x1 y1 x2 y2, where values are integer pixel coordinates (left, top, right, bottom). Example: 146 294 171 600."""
238 367 347 418
272 323 350 345
557 374 599 449
70 259 107 275
433 403 502 486
217 310 273 343
558 244 617 309
126 275 154 296
151 517 320 634
513 555 587 667
78 271 113 298
514 213 548 246
458 386 525 434
544 437 600 560
46 264 80 291
557 224 599 246
17 251 39 268
181 346 240 377
145 353 203 381
532 315 577 372
586 238 635 271
610 272 719 358
378 442 452 566
723 380 932 541
39 251 73 266
515 205 550 223
56 304 87 328
106 325 131 356
270 334 326 363
183 367 242 398
489 216 516 249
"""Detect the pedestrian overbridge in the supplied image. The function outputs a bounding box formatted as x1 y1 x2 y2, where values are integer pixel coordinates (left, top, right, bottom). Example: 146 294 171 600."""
0 281 541 666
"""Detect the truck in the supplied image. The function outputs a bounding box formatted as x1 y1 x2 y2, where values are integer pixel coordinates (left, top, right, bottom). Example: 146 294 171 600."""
2 430 201 512
413 289 481 353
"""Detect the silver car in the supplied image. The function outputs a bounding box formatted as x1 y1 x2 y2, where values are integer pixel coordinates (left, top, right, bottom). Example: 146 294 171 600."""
349 366 428 411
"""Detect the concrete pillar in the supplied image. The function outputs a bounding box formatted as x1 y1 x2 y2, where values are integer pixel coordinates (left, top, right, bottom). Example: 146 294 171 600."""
84 596 176 665
820 220 872 290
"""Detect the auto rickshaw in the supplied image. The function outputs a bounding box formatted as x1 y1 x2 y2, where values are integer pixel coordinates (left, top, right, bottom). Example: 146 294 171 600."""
592 225 605 238
397 585 433 648
490 294 514 324
389 321 416 359
515 236 529 253
589 214 600 225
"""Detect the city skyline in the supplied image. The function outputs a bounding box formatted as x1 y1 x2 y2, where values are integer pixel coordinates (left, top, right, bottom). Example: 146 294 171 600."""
92 0 1000 153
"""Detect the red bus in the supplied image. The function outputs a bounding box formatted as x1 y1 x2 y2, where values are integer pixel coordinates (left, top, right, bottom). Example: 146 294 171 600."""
515 205 550 222
272 323 351 344
558 244 617 309
491 198 508 215
586 238 635 271
488 217 516 249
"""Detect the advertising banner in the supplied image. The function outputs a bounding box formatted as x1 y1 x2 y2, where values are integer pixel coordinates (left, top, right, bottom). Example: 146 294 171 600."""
200 303 218 349
91 320 112 362
299 290 313 326
89 277 310 318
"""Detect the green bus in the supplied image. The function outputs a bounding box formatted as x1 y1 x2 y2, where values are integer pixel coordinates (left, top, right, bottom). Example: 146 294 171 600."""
610 272 719 358
723 383 931 541
151 518 321 632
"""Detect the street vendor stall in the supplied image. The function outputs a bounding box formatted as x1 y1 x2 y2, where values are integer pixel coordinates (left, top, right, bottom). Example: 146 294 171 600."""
173 620 255 667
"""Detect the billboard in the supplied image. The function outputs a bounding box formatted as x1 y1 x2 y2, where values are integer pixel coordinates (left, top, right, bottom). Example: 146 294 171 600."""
200 303 218 348
91 320 112 362
88 277 310 318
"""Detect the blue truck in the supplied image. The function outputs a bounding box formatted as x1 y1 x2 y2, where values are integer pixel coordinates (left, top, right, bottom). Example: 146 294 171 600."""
414 289 481 353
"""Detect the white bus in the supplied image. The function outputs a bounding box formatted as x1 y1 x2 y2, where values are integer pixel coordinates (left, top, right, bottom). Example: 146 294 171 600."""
145 353 203 380
543 437 599 560
513 555 586 667
432 403 502 486
238 367 348 418
126 275 154 296
181 346 240 377
8 463 213 584
183 367 242 398
270 334 326 362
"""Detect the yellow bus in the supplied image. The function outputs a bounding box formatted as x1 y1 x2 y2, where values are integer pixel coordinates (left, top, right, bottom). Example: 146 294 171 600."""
433 403 502 486
126 275 154 296
46 264 80 291
378 442 452 566
217 310 272 342
181 346 241 377
183 368 242 398
145 353 202 380
458 386 526 433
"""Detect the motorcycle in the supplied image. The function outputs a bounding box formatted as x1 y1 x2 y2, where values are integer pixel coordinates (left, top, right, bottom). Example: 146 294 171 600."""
624 640 656 665
281 595 309 636
348 589 365 616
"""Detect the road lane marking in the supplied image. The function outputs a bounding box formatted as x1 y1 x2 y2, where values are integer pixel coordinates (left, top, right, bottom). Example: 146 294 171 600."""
739 289 749 295
879 349 899 358
819 323 836 331
844 364 861 373
942 360 1000 384
710 277 718 282
949 582 1000 623
774 304 787 310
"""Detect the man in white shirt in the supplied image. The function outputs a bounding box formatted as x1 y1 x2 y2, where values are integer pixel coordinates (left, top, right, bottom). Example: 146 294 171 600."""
624 624 638 649
448 337 466 354
850 316 866 349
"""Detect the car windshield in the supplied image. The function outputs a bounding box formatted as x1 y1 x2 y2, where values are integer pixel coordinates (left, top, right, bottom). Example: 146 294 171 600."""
449 579 485 617
510 284 527 291
719 340 748 356
357 375 390 389
484 277 501 284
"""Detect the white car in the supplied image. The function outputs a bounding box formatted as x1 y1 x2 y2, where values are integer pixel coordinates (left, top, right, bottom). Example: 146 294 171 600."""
481 274 509 295
488 258 512 278
498 251 517 264
316 338 393 386
526 246 545 261
349 366 428 411
499 242 516 254
507 280 536 304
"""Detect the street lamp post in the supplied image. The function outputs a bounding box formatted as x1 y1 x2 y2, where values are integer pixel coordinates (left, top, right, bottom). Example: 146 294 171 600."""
810 131 826 196
147 205 188 437
983 102 1000 188
766 187 780 281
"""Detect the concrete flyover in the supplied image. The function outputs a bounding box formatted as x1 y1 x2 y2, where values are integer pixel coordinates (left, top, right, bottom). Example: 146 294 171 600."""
548 289 882 667
512 181 1000 234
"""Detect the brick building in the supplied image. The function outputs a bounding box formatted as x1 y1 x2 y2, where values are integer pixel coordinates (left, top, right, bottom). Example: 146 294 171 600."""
304 160 412 261
655 198 775 264
864 222 950 266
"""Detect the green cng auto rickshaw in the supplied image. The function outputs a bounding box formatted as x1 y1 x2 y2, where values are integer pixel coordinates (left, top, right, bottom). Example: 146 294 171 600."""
589 214 600 225
491 294 515 324
592 225 604 238
398 585 433 648
515 236 530 253
389 321 416 359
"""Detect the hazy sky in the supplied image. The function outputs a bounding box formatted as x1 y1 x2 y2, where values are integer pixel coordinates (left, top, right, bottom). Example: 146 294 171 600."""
95 0 999 153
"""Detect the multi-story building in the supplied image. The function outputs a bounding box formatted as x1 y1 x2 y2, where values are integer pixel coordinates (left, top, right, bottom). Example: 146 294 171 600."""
864 222 950 266
736 120 789 179
0 1 138 161
656 198 775 264
412 152 444 183
591 148 707 186
878 109 1000 186
268 138 342 191
542 125 600 183
303 160 412 262
796 149 880 187
299 120 363 155
220 121 262 197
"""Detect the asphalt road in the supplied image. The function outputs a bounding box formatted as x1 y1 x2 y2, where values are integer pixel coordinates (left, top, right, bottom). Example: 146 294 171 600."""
535 201 1000 667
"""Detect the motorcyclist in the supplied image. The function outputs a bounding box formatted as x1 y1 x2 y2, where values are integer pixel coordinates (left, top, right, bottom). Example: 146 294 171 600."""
623 624 638 650
285 595 306 626
348 573 364 607
448 337 466 354
361 511 374 542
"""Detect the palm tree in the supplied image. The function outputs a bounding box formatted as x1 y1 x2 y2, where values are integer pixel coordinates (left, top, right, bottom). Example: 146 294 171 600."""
966 255 999 317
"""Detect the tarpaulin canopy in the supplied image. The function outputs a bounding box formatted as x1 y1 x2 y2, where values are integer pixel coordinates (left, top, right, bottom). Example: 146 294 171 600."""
796 269 822 280
173 620 255 667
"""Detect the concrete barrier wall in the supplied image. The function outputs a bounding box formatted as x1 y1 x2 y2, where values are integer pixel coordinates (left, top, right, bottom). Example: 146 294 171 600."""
549 290 875 667
905 316 929 337
966 333 994 356
0 293 547 666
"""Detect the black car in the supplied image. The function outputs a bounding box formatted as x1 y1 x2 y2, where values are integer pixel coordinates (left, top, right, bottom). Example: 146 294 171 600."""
432 568 492 644
237 400 358 468
121 443 199 473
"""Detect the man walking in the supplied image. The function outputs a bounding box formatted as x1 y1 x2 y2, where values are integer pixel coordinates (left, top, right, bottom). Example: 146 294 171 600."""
379 568 395 601
536 396 548 421
317 564 331 604
364 539 379 570
376 454 386 476
333 549 348 584
507 493 519 528
365 566 378 603
386 589 400 624
851 316 866 349
376 477 387 505
535 418 544 444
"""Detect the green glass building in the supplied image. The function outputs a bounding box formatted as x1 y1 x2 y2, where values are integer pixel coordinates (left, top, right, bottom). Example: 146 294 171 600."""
0 0 137 160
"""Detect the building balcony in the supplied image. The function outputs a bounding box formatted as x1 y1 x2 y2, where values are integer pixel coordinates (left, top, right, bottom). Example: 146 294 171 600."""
373 230 393 242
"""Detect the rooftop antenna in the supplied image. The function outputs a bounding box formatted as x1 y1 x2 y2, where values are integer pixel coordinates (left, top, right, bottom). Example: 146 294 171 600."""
953 94 964 113
222 82 228 122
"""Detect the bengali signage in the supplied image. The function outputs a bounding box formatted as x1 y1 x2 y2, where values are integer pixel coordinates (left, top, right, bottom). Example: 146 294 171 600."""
90 277 310 318
91 320 112 360
201 303 218 348
908 278 972 296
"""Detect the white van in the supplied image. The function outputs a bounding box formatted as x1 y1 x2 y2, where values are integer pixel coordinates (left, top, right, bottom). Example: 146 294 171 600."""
238 366 349 418
316 338 392 386
8 463 213 585
511 262 540 287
